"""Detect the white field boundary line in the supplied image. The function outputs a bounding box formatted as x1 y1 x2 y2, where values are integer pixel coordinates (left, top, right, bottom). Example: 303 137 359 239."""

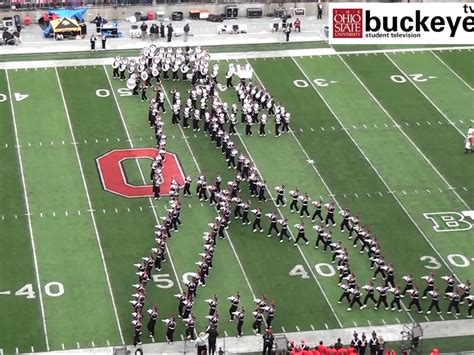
336 54 471 210
430 51 474 91
384 53 466 138
5 70 50 351
291 57 461 283
54 68 125 345
243 58 344 328
1 46 473 70
157 81 258 302
102 66 184 294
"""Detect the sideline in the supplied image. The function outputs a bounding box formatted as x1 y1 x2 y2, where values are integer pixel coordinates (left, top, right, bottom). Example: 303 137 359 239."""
0 46 472 70
22 319 474 355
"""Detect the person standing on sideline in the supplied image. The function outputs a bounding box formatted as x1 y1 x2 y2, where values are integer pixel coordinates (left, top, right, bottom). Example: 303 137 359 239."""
207 326 219 355
140 22 148 40
195 332 208 354
90 33 96 51
317 0 323 20
293 18 301 32
285 24 291 42
167 23 174 42
183 23 190 42
160 22 165 38
262 328 275 355
101 33 106 49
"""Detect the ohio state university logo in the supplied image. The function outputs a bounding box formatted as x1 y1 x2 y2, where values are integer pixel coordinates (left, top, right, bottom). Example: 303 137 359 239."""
96 148 185 198
332 8 363 38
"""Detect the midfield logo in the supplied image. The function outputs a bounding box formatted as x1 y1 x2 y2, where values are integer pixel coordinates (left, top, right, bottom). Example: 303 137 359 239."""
424 211 474 233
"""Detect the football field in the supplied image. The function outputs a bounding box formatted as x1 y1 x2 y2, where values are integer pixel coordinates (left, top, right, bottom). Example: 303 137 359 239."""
0 46 473 353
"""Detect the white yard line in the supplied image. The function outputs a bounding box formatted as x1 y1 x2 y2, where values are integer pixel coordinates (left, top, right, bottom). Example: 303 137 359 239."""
336 54 471 210
5 70 50 351
1 46 473 71
54 68 125 345
242 59 344 328
102 66 183 294
291 58 461 283
384 53 465 138
157 81 258 301
430 51 474 91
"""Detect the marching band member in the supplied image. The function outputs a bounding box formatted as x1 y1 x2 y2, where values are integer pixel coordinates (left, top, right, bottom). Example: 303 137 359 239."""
442 274 456 298
407 287 423 313
389 286 402 312
347 286 363 311
459 280 471 304
293 222 309 246
163 315 176 344
278 218 291 243
184 314 196 340
312 199 323 222
446 290 461 315
147 304 158 338
299 193 310 218
266 212 279 238
252 208 264 233
275 184 285 207
289 189 299 213
324 201 336 226
421 273 435 299
426 288 441 314
234 308 245 337
228 292 240 321
361 282 376 309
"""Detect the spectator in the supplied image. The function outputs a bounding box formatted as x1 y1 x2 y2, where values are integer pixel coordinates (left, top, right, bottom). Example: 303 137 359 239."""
160 22 165 38
150 23 157 41
167 23 174 42
101 33 106 49
317 0 323 20
94 14 102 32
207 325 219 355
183 23 190 42
294 18 301 32
334 338 343 350
317 341 327 354
140 22 148 40
195 332 208 354
262 328 274 355
90 33 96 51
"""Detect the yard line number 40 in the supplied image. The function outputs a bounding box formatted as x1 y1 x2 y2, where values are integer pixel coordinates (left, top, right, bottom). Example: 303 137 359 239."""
289 263 336 279
14 282 64 299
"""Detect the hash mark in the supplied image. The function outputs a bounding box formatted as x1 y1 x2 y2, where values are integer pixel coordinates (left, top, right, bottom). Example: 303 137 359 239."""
354 193 359 198
416 122 421 126
424 316 430 322
381 319 386 325
281 326 286 332
324 323 329 329
363 124 367 129
310 324 315 330
117 138 121 142
115 208 118 213
396 317 401 324
65 211 68 216
353 321 357 327
374 124 378 128
427 121 432 125
296 325 300 331
224 331 229 337
76 342 80 349
14 214 17 219
31 346 34 353
102 209 106 213
343 194 347 198
378 192 383 197
91 341 95 347
438 188 443 193
52 212 56 217
310 128 314 132
78 210 81 215
384 123 388 128
61 140 65 144
402 190 407 195
462 187 468 191
40 213 43 218
331 126 335 131
61 344 65 350
367 192 371 197
106 138 109 142
426 189 431 194
139 206 143 211
352 125 357 129
414 189 418 194
106 340 110 346
367 320 372 326
127 208 131 212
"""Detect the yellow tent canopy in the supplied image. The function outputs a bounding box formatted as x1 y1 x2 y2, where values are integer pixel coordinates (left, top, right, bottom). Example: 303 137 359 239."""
50 17 80 34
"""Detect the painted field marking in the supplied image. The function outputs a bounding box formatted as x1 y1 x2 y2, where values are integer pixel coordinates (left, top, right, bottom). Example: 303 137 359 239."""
103 66 183 295
55 68 125 344
295 325 300 331
76 342 80 349
106 340 110 346
385 54 465 138
293 57 462 283
61 344 65 350
246 59 343 328
338 53 469 210
381 319 387 325
367 320 372 326
5 70 50 351
91 341 95 348
310 324 315 330
281 326 286 333
430 51 474 91
30 346 34 353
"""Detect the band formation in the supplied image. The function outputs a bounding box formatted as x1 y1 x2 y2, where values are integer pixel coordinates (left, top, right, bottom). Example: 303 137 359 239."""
111 45 474 347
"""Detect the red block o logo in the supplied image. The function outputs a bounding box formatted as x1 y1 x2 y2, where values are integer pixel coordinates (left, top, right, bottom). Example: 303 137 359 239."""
96 148 185 198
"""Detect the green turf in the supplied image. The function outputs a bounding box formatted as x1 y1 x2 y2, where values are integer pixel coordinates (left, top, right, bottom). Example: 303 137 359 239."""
1 47 473 353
